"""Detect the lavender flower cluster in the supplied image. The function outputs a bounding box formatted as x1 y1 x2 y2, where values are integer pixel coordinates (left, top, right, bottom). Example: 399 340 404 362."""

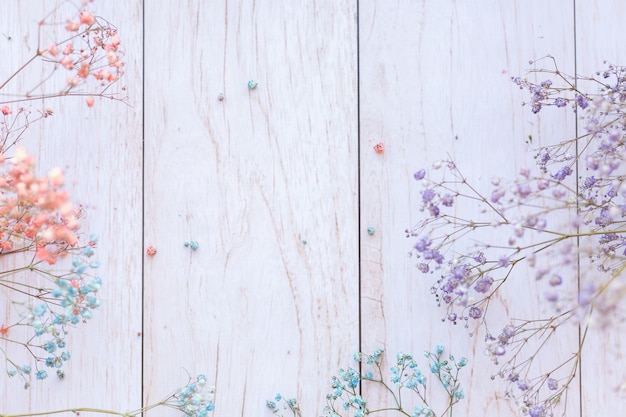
408 56 626 416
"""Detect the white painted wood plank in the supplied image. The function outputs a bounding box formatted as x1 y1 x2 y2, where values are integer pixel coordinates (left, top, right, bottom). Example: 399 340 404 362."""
143 1 358 416
575 1 626 415
359 1 578 416
0 0 143 414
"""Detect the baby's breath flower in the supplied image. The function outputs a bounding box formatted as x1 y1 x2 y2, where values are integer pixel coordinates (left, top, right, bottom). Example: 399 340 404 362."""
409 57 626 416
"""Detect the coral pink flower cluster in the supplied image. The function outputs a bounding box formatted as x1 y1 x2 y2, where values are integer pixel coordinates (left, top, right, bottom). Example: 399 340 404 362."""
0 147 80 265
44 6 125 106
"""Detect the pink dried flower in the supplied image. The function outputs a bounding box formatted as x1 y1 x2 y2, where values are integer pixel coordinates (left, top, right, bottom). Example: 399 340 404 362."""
79 11 95 26
65 20 80 32
47 44 58 56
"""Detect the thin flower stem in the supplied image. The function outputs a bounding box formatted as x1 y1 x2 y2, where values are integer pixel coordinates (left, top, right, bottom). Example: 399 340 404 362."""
0 407 130 417
0 54 42 92
365 407 412 417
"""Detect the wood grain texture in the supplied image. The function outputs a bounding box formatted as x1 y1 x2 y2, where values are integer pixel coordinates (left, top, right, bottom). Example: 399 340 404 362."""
0 0 143 414
359 1 579 416
575 2 626 415
143 1 358 416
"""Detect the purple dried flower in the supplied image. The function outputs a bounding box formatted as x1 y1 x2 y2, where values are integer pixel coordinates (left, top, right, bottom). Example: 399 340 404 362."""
473 276 494 293
491 188 506 203
554 97 566 107
599 233 618 244
519 167 531 178
552 166 573 181
537 179 549 190
473 252 486 264
414 237 432 252
516 183 532 198
549 274 562 286
496 324 517 346
413 169 426 180
595 208 612 227
529 405 546 417
528 405 546 417
608 130 622 142
583 176 596 188
586 155 598 170
536 217 547 232
547 377 559 390
423 249 444 264
441 280 456 294
468 306 482 319
531 102 542 114
576 94 589 109
422 188 435 203
441 193 454 207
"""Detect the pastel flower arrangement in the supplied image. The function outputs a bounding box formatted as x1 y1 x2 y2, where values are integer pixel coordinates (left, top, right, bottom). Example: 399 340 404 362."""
269 346 467 417
269 56 626 417
407 55 626 416
0 0 123 387
0 2 214 416
2 2 621 417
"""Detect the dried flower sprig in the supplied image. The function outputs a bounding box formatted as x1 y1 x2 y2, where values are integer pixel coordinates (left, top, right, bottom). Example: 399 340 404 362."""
0 374 215 417
0 0 125 387
268 346 467 417
0 147 103 386
1 0 125 108
408 57 626 416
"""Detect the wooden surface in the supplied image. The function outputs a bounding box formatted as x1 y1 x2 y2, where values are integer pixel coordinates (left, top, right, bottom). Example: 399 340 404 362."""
0 1 624 416
143 1 359 416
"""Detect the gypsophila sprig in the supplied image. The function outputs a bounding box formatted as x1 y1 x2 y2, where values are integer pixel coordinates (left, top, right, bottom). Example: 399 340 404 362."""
268 346 467 417
408 56 626 416
0 374 215 417
0 0 125 112
161 374 216 417
0 147 103 387
0 0 125 387
267 394 301 417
